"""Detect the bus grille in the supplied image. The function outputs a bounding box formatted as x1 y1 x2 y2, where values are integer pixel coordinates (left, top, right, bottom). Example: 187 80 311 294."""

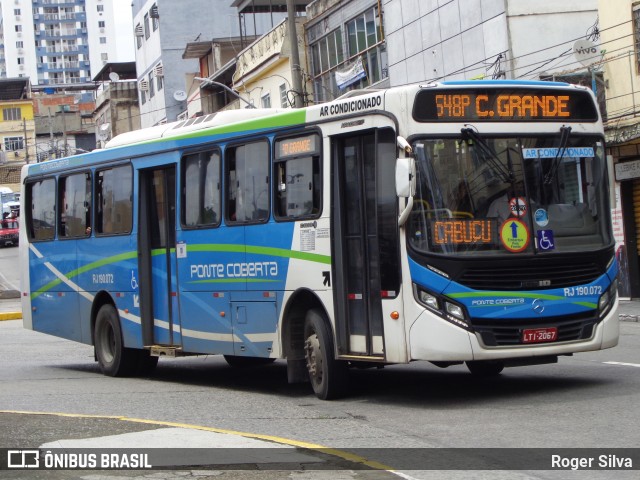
471 312 599 347
458 260 602 290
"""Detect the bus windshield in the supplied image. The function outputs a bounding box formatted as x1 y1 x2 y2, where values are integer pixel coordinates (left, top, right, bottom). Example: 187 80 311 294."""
408 134 612 256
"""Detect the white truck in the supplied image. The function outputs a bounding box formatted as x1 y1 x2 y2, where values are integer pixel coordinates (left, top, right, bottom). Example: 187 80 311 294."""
0 186 20 219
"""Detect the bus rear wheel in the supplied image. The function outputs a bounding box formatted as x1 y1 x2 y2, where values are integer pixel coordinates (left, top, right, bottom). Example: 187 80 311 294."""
303 309 348 400
94 304 138 377
465 360 504 377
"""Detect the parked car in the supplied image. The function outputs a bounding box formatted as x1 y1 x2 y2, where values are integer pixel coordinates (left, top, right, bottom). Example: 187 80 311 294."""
0 218 18 247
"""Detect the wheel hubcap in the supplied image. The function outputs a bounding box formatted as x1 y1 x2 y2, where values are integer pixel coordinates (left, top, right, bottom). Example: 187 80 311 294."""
305 333 323 385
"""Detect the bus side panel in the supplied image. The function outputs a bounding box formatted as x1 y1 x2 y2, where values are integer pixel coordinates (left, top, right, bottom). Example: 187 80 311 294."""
244 222 295 292
178 292 234 355
29 243 83 342
76 235 140 347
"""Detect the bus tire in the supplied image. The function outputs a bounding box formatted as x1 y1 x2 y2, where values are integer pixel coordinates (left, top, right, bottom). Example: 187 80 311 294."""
303 309 348 400
94 304 138 377
223 355 276 368
465 360 504 377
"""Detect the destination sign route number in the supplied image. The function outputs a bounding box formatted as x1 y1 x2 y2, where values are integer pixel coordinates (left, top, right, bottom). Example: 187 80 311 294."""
413 88 598 122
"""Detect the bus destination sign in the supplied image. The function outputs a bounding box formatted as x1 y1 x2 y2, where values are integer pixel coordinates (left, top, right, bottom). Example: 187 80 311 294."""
276 134 318 159
413 88 599 122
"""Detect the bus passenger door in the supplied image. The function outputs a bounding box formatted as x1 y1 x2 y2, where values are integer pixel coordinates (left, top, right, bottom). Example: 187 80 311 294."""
138 166 181 347
331 128 401 359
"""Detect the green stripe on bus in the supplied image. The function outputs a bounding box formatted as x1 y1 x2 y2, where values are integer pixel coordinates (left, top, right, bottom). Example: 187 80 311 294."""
31 241 329 299
448 291 597 309
188 244 332 264
32 251 139 299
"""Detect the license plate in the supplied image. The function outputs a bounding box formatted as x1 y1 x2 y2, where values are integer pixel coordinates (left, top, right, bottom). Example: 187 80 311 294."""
522 327 558 344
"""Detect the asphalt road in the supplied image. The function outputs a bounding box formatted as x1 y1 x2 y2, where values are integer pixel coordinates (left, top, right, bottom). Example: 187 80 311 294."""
1 317 639 479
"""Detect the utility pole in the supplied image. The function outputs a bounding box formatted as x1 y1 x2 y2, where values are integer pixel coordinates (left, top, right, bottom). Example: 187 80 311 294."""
48 107 55 159
286 0 304 108
23 118 30 164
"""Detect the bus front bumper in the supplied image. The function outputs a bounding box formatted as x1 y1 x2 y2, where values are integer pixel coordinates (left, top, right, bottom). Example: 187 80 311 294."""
408 298 619 362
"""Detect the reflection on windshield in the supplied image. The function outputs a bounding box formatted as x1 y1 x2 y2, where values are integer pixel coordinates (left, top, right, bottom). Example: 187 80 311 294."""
408 136 612 256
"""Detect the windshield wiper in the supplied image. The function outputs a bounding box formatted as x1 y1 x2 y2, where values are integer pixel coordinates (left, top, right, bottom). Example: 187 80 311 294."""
543 125 572 184
461 127 513 183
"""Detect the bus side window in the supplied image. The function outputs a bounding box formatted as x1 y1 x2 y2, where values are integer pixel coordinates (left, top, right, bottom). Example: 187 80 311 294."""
58 172 91 238
182 149 221 227
95 165 132 235
273 133 321 221
225 141 269 224
274 156 320 219
27 178 56 241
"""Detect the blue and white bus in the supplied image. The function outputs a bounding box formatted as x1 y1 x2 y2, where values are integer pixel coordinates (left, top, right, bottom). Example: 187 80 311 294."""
20 80 619 399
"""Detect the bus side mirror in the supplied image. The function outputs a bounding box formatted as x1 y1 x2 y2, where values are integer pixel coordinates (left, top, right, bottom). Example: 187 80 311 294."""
396 157 415 226
395 157 415 198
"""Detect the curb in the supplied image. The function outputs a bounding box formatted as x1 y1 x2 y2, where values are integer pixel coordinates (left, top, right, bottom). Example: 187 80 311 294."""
0 311 21 321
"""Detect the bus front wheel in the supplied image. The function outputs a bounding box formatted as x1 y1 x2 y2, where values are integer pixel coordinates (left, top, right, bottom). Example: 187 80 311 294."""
94 304 138 377
303 309 348 400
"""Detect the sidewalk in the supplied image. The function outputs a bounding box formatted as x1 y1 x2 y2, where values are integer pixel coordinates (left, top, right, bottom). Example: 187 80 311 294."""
0 291 20 320
2 296 640 321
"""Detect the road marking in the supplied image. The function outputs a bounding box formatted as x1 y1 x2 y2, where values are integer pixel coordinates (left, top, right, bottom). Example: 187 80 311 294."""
603 361 640 368
0 409 412 476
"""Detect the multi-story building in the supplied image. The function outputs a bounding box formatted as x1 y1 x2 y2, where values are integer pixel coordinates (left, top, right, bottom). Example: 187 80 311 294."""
132 0 282 127
305 0 389 104
0 77 35 176
599 0 640 298
0 0 118 86
92 62 140 148
383 0 599 84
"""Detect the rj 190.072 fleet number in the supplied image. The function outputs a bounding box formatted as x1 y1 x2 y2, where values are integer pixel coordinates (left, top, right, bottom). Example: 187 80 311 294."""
564 286 602 297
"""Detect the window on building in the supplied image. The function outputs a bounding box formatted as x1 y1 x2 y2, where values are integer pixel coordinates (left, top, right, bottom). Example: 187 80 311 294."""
182 149 221 227
15 25 22 33
101 53 108 63
225 141 270 224
157 69 163 91
148 70 155 98
310 7 386 102
98 21 105 28
97 5 104 12
4 137 24 150
3 108 22 121
144 13 150 39
95 165 132 235
99 37 107 44
16 41 23 48
634 4 640 73
279 83 288 107
261 93 271 108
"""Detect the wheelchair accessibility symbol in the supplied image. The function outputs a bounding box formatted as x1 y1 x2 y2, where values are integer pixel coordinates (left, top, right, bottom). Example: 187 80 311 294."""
537 230 555 251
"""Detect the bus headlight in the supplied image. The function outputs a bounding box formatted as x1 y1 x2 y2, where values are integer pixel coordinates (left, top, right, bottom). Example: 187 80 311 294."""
598 279 618 317
414 284 471 330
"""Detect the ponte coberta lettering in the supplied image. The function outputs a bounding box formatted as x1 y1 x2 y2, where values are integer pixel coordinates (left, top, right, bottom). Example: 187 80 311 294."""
319 95 382 117
191 262 278 279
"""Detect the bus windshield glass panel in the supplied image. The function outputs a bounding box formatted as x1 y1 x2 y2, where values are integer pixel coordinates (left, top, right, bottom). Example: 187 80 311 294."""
413 88 599 122
407 135 612 256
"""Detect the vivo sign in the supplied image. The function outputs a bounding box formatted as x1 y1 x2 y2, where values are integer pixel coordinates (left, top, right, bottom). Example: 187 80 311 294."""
574 39 600 67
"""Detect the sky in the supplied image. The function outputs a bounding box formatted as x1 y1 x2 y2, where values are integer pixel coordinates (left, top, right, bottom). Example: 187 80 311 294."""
113 0 135 62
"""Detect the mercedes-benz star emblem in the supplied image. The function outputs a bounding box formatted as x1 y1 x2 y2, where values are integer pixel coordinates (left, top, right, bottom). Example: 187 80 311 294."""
532 298 545 314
